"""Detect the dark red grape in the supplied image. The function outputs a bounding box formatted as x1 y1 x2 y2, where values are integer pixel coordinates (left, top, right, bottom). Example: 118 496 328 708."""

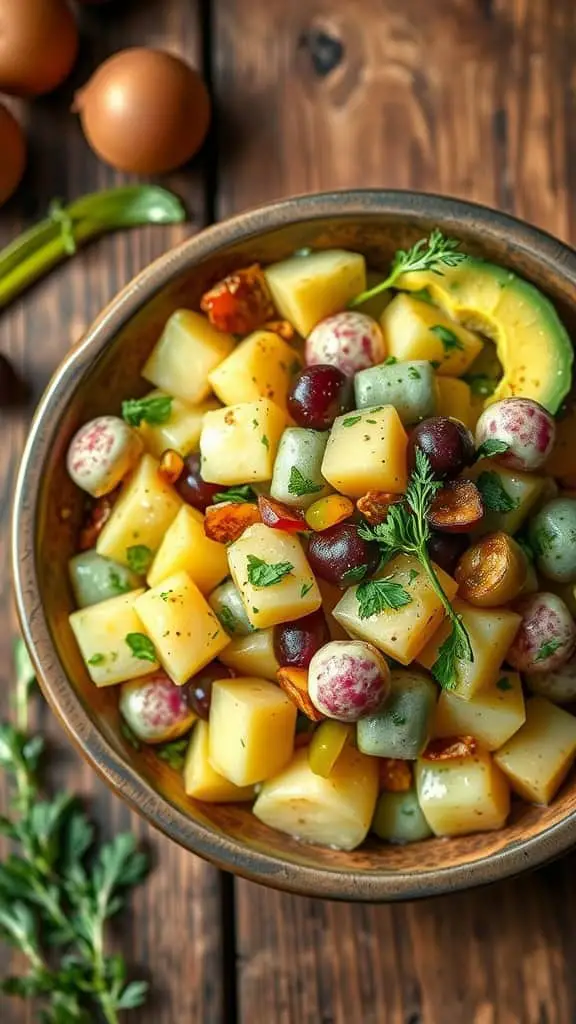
427 530 469 575
408 416 475 479
274 609 330 669
307 523 380 588
287 364 354 430
182 661 233 719
175 452 221 510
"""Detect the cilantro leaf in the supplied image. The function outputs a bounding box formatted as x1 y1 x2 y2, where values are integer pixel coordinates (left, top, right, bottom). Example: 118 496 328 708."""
246 555 293 587
87 653 105 667
125 633 157 662
535 639 562 663
356 577 412 619
476 439 510 460
288 466 323 497
342 415 362 428
126 545 153 574
212 485 256 504
122 394 172 427
429 324 464 352
341 563 369 585
477 471 519 513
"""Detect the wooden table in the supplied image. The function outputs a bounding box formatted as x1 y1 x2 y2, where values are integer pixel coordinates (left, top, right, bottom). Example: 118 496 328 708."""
1 2 576 1021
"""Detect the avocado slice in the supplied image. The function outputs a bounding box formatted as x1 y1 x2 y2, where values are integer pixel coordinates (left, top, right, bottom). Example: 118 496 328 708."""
396 258 573 414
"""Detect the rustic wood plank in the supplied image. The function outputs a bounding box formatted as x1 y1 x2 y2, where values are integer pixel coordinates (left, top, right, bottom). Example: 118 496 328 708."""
0 4 225 1023
214 1 576 1022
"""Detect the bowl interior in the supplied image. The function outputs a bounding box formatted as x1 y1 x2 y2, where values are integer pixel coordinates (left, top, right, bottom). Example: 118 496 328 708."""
18 195 576 899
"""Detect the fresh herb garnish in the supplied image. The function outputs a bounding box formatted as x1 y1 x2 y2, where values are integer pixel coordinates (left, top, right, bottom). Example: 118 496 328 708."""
156 738 189 771
108 570 132 595
300 582 314 597
122 394 172 427
349 229 467 308
288 466 323 497
342 415 362 428
390 710 407 726
532 527 555 556
407 366 422 380
126 544 153 574
261 435 269 450
407 568 419 584
87 653 105 666
430 324 464 352
212 485 256 504
476 439 510 460
535 639 562 663
356 577 412 619
159 590 173 602
0 640 149 1020
476 472 519 513
429 360 441 369
246 555 293 588
358 449 473 688
462 373 498 397
384 356 398 366
216 606 237 633
125 633 157 662
496 676 513 691
341 563 369 585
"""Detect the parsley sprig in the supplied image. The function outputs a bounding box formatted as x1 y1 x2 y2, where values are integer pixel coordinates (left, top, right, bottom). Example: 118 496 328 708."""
349 229 467 309
122 394 172 427
0 641 149 1022
246 555 293 587
358 449 473 688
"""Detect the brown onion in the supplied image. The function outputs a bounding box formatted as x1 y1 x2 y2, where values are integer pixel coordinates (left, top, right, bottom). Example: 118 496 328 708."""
0 104 26 206
0 0 78 97
73 48 211 174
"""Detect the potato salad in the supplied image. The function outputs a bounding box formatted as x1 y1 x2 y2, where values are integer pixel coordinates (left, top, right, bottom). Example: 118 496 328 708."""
65 231 576 852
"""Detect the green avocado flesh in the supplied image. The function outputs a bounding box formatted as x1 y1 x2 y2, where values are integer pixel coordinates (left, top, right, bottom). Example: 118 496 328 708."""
396 258 573 414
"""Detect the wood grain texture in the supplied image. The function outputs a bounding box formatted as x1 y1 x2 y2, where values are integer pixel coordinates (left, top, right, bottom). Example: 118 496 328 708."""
214 1 576 1022
0 4 225 1023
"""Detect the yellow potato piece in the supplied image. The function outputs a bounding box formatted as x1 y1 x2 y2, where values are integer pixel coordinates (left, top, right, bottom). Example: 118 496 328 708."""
134 571 229 685
142 310 234 405
417 599 521 700
253 745 379 851
467 460 545 536
416 746 510 837
381 293 483 375
321 405 408 498
96 454 182 566
147 505 228 594
208 330 298 409
227 523 321 629
433 671 525 751
436 377 474 428
264 249 366 337
184 722 256 803
219 629 279 681
69 589 159 687
200 398 286 485
209 677 297 786
333 554 458 664
138 389 221 459
494 696 576 804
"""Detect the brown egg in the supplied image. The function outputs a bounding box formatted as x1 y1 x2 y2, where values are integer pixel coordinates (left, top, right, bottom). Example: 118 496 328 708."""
73 48 211 175
0 0 78 97
0 104 26 206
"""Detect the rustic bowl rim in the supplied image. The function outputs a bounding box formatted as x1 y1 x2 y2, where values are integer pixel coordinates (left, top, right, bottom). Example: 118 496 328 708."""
12 189 576 902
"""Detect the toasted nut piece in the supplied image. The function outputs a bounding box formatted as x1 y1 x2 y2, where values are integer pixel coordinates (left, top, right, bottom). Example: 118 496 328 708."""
422 736 477 761
200 264 275 334
277 666 324 721
455 531 528 607
204 501 261 543
428 479 484 533
158 448 184 485
378 757 413 792
306 494 354 531
258 495 306 532
357 491 403 525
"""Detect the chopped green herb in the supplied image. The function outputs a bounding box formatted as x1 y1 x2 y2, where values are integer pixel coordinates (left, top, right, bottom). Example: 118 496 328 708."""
429 360 441 369
342 415 362 428
240 738 246 748
300 582 314 597
477 471 519 513
410 287 433 304
290 358 302 376
122 394 173 427
87 653 105 666
108 570 132 595
535 639 562 663
156 738 189 771
356 577 412 619
159 590 173 602
125 633 157 662
126 544 153 574
430 324 465 352
349 230 467 308
407 568 419 584
476 439 510 460
213 484 257 504
217 606 237 633
384 355 398 366
407 366 422 380
532 527 555 556
288 466 323 497
341 563 369 585
390 710 407 726
496 676 513 691
261 435 269 450
252 606 260 614
247 555 293 587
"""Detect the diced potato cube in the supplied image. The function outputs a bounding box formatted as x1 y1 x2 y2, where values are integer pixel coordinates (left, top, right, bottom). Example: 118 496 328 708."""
208 330 298 409
147 506 228 594
494 697 576 804
436 377 474 428
209 677 297 786
264 249 366 337
69 589 159 686
138 389 221 459
433 671 525 750
333 554 458 664
184 722 256 802
467 461 545 536
142 311 234 405
417 599 521 700
96 454 182 566
134 571 229 684
381 294 483 375
227 523 321 629
219 629 279 680
416 746 510 836
253 745 379 851
200 398 286 485
321 406 408 498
